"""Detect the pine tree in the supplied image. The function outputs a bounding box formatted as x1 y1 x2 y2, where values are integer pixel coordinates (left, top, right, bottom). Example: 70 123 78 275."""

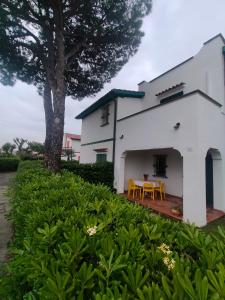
0 0 152 171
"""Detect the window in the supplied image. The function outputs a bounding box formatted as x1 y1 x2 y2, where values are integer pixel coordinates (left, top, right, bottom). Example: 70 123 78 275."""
101 104 110 126
96 153 107 163
153 155 167 177
160 91 184 104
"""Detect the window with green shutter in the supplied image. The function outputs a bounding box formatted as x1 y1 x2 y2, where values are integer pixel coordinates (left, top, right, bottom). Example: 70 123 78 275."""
96 153 107 162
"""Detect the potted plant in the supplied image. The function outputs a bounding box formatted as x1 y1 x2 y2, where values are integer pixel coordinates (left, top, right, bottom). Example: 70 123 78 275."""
171 204 183 216
143 173 149 181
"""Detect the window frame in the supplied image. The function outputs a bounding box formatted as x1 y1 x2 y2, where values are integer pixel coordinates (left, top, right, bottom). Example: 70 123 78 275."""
153 155 168 178
100 104 110 126
96 153 107 163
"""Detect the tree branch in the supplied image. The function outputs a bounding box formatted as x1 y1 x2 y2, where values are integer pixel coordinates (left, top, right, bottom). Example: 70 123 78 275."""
17 22 42 46
65 42 87 61
2 1 42 25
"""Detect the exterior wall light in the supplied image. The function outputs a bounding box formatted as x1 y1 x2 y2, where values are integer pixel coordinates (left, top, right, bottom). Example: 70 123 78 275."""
174 122 180 130
120 134 124 139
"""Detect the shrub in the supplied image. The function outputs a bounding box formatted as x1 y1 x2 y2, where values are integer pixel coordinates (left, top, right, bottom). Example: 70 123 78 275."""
20 153 44 161
0 157 20 172
1 161 225 299
61 161 114 188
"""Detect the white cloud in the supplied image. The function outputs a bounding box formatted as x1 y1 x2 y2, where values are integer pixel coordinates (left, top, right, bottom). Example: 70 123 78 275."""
1 0 225 145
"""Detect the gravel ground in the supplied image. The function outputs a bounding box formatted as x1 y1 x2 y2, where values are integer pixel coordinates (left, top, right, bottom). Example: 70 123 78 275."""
0 173 15 263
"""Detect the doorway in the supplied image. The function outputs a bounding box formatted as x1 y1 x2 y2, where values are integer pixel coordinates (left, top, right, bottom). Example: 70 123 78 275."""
206 152 213 207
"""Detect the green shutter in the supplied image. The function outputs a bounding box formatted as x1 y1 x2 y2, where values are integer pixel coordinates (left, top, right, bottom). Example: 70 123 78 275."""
96 153 107 162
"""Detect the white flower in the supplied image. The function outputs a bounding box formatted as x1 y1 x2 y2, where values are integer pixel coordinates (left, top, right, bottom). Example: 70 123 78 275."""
168 259 176 270
163 256 175 270
163 256 170 265
87 226 97 236
158 243 171 255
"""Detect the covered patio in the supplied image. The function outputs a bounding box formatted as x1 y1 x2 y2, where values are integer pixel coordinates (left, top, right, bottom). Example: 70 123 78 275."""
125 193 225 223
118 147 225 225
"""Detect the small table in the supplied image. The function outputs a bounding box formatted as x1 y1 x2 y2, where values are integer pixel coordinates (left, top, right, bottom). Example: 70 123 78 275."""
134 180 161 200
134 180 160 187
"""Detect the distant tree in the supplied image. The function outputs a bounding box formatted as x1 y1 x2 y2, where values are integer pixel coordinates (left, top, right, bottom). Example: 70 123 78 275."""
0 0 152 171
63 148 75 161
13 138 27 153
28 141 45 155
10 144 16 155
2 142 15 155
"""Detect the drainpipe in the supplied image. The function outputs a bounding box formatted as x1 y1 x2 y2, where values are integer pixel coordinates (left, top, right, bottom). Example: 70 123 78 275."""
112 99 118 184
223 46 225 108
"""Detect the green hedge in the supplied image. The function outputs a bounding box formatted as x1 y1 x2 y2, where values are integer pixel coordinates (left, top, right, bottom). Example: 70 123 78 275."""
61 161 114 188
0 157 20 172
1 161 225 299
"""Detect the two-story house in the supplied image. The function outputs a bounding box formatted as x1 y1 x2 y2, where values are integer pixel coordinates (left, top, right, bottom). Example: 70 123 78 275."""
76 34 225 226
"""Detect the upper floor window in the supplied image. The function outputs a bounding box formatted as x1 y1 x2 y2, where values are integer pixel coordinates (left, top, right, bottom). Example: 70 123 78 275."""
156 82 185 104
101 104 110 126
153 155 168 178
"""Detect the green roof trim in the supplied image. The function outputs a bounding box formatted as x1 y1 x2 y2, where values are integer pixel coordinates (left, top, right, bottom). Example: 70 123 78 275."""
75 89 145 119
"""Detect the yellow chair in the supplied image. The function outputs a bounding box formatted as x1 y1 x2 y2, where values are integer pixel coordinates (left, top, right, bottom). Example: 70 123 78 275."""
154 181 166 200
128 179 142 198
142 183 155 200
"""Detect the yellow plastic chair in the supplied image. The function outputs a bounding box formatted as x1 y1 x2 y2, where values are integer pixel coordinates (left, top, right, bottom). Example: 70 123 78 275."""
128 179 142 198
142 183 155 200
154 181 166 200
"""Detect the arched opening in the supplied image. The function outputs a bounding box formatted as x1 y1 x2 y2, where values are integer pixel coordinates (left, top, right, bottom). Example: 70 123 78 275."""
205 148 222 210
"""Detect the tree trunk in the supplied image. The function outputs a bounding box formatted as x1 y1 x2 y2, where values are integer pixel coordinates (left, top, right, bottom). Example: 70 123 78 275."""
43 2 66 172
43 81 66 172
43 82 54 169
51 89 66 172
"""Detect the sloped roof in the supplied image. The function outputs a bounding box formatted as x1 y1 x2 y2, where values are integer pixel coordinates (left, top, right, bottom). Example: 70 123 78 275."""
65 133 81 140
75 89 145 119
156 82 185 96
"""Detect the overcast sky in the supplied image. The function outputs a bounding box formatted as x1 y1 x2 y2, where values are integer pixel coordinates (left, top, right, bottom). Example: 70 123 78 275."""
1 0 225 145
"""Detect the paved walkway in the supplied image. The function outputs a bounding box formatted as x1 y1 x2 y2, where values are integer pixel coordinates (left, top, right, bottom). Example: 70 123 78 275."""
0 173 14 263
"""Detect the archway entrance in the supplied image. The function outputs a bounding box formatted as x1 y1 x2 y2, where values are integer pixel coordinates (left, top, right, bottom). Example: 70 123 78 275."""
206 152 213 207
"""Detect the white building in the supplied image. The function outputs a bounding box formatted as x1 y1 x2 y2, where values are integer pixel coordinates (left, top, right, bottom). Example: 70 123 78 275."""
76 34 225 226
62 133 81 161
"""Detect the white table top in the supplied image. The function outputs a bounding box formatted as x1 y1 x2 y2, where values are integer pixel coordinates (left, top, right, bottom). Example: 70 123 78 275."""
134 180 160 187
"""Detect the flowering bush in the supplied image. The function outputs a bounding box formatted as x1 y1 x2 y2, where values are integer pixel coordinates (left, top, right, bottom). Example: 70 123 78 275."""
1 161 225 299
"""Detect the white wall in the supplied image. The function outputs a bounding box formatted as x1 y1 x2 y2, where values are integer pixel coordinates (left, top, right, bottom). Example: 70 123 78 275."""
80 141 113 163
117 97 143 119
138 36 225 109
71 139 81 153
81 101 115 144
80 100 115 163
115 93 200 159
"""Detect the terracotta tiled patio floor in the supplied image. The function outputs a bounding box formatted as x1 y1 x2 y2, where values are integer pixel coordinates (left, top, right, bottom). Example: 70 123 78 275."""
124 193 225 224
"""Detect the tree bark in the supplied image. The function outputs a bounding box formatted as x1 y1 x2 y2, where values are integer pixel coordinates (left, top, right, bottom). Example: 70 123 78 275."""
43 82 66 172
43 1 66 172
43 82 54 169
51 89 66 172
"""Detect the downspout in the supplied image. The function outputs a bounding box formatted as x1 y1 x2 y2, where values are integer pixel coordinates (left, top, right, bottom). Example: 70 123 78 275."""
223 46 225 109
112 99 118 186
